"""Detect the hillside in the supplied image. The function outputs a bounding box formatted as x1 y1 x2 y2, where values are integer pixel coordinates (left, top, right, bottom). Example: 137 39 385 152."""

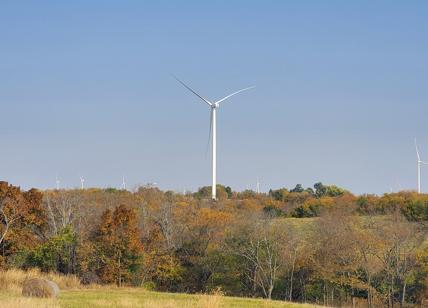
0 289 319 308
1 184 427 306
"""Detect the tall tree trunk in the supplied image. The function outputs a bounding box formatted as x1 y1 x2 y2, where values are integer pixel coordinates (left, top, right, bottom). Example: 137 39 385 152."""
400 282 407 308
118 254 122 287
388 288 391 308
252 267 257 297
391 275 394 308
367 275 372 308
289 249 297 301
323 281 327 306
268 285 273 300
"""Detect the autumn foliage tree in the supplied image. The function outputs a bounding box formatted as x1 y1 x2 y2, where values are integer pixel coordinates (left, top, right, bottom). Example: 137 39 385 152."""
1 180 428 306
93 204 143 286
0 182 45 265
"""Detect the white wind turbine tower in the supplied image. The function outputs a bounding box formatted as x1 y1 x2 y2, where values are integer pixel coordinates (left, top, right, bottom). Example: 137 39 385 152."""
415 138 428 193
256 177 261 194
55 175 60 190
175 77 254 200
80 176 85 190
121 176 126 190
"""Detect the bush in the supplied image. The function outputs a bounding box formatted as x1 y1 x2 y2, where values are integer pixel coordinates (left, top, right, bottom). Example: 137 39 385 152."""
80 272 100 285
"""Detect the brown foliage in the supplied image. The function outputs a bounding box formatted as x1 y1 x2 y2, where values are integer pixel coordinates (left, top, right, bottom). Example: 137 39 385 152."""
0 182 46 253
94 204 143 286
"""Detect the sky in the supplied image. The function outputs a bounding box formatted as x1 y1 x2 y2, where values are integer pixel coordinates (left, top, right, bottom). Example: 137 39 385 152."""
0 1 427 194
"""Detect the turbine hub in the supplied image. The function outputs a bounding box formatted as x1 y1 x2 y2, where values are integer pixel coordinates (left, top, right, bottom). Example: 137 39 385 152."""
212 103 219 108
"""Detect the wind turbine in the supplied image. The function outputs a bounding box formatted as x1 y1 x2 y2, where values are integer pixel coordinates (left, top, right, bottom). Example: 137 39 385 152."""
80 176 85 190
55 175 60 190
175 76 254 200
415 138 428 193
256 177 261 194
121 176 126 190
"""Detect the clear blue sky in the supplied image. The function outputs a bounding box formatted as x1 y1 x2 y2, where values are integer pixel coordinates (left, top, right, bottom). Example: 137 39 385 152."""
1 1 427 194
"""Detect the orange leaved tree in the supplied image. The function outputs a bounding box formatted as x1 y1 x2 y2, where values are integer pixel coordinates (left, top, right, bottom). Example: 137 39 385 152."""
94 204 143 286
0 181 45 247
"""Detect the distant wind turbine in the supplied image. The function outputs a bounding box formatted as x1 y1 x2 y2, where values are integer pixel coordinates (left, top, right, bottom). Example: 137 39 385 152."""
174 76 254 200
56 175 60 190
147 182 157 188
80 176 85 190
121 176 126 190
256 178 261 194
415 138 428 193
396 178 402 191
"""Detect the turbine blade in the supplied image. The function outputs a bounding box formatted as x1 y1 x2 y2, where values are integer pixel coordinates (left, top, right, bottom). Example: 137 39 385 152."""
206 109 213 157
173 76 212 106
415 138 421 161
215 86 255 105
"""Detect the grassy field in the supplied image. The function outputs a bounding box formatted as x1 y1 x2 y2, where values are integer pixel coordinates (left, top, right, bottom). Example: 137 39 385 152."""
0 289 320 308
0 268 320 307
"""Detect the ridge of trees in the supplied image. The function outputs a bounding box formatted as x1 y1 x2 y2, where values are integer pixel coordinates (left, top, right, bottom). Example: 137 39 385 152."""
0 180 427 306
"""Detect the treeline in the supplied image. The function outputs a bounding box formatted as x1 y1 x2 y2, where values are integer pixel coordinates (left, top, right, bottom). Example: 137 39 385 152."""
0 181 427 307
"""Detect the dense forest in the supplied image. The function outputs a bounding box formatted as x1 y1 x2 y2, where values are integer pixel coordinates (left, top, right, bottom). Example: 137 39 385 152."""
0 181 427 307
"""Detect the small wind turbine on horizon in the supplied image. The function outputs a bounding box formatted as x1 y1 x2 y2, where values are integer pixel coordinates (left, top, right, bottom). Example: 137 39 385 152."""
256 178 261 194
174 76 254 200
55 175 60 190
415 138 428 193
80 176 85 190
121 176 126 190
396 178 402 192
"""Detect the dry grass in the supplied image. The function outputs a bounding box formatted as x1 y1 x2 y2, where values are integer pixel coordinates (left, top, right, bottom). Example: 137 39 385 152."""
197 288 223 308
0 296 59 308
0 269 318 307
57 289 320 307
0 288 320 308
197 295 222 308
0 268 82 293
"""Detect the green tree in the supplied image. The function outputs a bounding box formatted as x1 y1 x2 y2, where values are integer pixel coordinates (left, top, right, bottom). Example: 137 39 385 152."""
290 184 304 193
28 225 76 273
314 182 347 198
194 185 232 200
269 188 289 201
